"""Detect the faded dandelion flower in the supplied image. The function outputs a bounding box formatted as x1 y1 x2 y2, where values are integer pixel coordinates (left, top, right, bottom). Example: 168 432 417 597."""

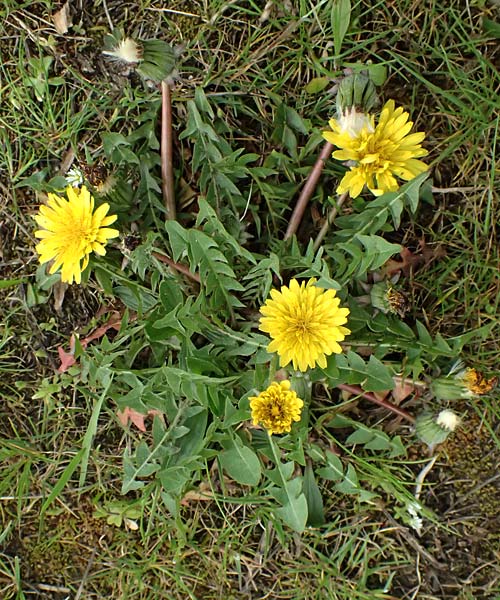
259 278 350 372
249 380 303 435
34 185 119 284
103 37 143 64
370 282 410 318
436 409 461 432
462 368 497 395
431 366 497 401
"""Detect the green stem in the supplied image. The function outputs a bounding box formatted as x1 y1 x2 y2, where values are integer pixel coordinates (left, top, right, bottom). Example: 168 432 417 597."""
267 432 283 474
268 354 280 386
313 192 348 251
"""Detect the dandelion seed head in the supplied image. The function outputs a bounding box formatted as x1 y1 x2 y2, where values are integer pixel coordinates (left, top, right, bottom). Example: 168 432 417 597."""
436 410 460 432
103 38 142 64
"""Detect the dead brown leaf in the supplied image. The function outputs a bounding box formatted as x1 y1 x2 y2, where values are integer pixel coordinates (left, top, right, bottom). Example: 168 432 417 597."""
116 407 164 432
52 2 72 34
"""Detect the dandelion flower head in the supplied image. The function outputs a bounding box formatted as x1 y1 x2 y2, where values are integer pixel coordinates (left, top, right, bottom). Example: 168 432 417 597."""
461 368 497 395
259 278 350 372
436 410 461 432
336 106 375 138
323 100 428 198
34 185 119 284
249 380 303 435
102 38 142 64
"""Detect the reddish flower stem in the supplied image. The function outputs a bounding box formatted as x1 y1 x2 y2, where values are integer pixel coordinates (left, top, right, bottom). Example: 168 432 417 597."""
152 252 200 284
284 141 334 240
337 383 415 424
161 80 176 220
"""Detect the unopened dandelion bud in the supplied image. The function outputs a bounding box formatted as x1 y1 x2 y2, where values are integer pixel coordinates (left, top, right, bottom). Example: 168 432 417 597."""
336 71 378 115
289 371 312 403
370 283 409 317
430 376 472 401
415 411 460 447
370 282 390 313
431 367 497 401
137 39 177 83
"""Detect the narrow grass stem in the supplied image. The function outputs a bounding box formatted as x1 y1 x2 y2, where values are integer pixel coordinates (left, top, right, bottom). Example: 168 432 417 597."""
267 354 280 386
161 80 176 220
284 141 334 240
101 0 114 30
313 192 348 251
431 186 478 194
337 383 415 424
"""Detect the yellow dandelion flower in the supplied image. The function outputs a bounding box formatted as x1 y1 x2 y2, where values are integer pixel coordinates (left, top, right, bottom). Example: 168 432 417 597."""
34 185 119 284
259 278 350 372
249 380 303 435
323 100 428 198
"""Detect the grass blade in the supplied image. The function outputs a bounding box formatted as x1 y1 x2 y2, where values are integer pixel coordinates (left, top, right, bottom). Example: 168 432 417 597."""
331 0 351 56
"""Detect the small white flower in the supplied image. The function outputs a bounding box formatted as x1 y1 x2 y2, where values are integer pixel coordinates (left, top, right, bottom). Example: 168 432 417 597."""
65 167 84 187
408 514 423 534
436 409 460 432
407 501 423 534
103 38 142 64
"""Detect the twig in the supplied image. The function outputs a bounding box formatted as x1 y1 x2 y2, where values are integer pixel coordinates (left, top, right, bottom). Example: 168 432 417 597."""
313 192 348 251
450 471 500 507
37 584 71 594
161 80 176 220
431 186 478 194
284 141 334 240
337 383 415 423
74 548 97 600
383 511 446 569
101 0 114 30
152 251 200 284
